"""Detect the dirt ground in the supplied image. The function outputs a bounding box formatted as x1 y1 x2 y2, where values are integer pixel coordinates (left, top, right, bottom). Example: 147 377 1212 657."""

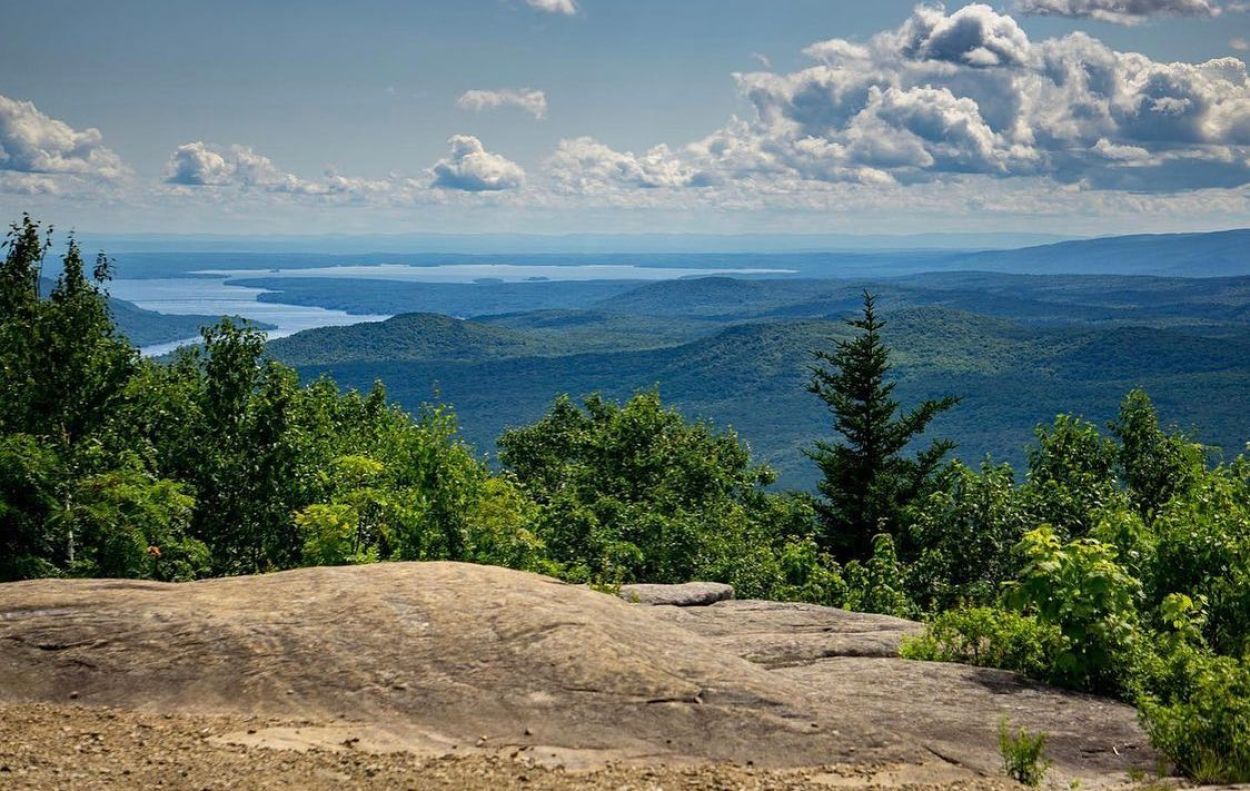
0 702 1023 790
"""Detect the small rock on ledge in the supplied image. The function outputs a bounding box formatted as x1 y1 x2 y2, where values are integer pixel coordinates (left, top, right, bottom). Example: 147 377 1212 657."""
617 582 735 607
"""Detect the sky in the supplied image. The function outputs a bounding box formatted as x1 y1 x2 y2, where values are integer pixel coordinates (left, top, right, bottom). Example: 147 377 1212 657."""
2 0 1250 238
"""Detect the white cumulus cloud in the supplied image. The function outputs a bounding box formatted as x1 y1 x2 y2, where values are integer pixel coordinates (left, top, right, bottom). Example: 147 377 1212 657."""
547 137 706 192
430 135 525 191
547 4 1250 195
0 94 126 179
165 142 303 189
456 89 548 119
163 141 399 200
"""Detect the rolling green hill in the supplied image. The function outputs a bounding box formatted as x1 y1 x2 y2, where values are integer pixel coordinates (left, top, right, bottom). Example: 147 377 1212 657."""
266 313 558 365
273 303 1250 489
592 273 1250 330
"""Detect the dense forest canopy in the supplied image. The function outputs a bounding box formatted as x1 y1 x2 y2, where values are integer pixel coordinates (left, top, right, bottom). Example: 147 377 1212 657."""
2 215 1249 781
270 272 1250 490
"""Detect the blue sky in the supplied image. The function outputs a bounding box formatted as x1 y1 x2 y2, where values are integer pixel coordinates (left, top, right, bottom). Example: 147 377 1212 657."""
2 0 1250 237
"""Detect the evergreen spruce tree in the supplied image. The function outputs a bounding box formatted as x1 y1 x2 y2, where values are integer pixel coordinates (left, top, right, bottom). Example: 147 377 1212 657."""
807 292 958 561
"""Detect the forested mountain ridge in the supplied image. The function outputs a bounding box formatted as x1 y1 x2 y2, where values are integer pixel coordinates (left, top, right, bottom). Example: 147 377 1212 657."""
266 312 555 365
264 271 1250 489
277 305 1250 487
948 229 1250 278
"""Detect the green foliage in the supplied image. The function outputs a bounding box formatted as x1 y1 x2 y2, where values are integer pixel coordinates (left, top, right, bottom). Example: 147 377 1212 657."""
0 434 63 580
1111 390 1203 524
906 461 1031 611
1004 526 1141 693
498 391 794 590
842 533 915 618
806 292 958 560
0 217 135 457
900 608 1064 679
1024 415 1123 538
56 469 207 581
297 504 377 567
768 535 847 607
1138 652 1250 784
459 476 549 573
998 719 1051 787
1149 459 1250 656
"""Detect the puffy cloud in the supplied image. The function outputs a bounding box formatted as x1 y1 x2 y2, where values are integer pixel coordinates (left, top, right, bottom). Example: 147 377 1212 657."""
0 94 126 179
165 142 234 185
1232 37 1250 51
163 141 399 199
894 4 1032 68
456 88 548 119
165 137 530 202
1017 0 1222 24
523 0 576 14
547 137 706 192
548 4 1250 194
847 86 1040 175
165 142 299 188
430 135 525 191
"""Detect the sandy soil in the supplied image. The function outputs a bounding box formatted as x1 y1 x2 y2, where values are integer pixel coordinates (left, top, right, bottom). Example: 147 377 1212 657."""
0 702 1022 790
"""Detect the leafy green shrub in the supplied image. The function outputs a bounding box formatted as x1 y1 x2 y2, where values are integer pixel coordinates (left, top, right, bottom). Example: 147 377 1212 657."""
58 469 208 581
297 504 377 566
1004 526 1141 693
0 433 62 581
900 608 1063 678
461 476 552 574
1138 653 1250 784
765 535 846 606
1024 415 1123 539
1087 507 1154 589
1128 594 1209 703
998 719 1051 787
906 461 1032 612
1110 390 1202 524
842 533 916 618
1150 460 1250 656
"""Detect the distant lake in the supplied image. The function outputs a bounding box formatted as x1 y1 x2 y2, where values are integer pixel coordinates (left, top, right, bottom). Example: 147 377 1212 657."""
199 262 795 283
109 278 390 356
111 262 796 356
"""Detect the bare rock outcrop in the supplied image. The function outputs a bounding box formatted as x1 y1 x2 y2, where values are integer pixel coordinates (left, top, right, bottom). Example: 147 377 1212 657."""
651 599 922 665
617 581 734 606
0 562 1154 787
